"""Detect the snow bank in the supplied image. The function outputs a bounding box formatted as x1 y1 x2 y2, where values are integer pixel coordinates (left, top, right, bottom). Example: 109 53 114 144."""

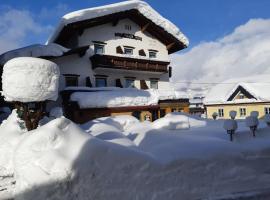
0 110 25 176
49 107 63 118
152 112 206 130
47 0 188 47
71 88 159 108
0 43 68 65
223 119 238 131
246 116 259 127
2 57 60 102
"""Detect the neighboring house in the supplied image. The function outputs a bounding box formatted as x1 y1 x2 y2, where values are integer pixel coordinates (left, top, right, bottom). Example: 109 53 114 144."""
0 0 189 123
189 96 205 115
204 75 270 119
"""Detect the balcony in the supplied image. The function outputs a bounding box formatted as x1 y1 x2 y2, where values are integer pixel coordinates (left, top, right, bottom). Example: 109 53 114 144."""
90 54 169 73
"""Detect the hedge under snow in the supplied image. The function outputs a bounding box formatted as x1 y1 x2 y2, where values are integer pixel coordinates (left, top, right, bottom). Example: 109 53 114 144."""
1 57 60 102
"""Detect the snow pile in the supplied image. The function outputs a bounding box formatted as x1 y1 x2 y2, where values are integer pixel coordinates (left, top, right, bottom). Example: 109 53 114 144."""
264 114 270 125
152 112 206 130
47 0 188 47
0 110 26 177
204 74 270 104
246 116 259 128
229 110 237 119
223 119 238 131
0 43 69 65
49 107 63 118
71 88 159 108
2 57 60 102
81 116 137 147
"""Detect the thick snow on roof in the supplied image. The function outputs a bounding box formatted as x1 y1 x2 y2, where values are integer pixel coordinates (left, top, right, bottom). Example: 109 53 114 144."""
47 0 189 47
204 74 270 105
2 57 60 102
71 88 159 108
0 43 69 66
70 88 185 108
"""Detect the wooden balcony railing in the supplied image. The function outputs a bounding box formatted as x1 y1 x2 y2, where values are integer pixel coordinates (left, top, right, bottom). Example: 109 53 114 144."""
90 54 169 73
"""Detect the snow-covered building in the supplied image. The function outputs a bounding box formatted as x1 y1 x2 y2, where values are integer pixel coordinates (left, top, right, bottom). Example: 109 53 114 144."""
204 75 270 119
0 0 189 123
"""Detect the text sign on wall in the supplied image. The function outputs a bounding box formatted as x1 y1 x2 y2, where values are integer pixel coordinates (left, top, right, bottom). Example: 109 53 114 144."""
115 33 142 41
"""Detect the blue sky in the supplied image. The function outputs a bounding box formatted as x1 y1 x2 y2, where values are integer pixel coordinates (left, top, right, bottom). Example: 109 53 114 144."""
1 0 270 49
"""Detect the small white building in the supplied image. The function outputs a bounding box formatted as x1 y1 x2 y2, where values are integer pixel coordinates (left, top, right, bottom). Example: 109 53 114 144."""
0 0 189 123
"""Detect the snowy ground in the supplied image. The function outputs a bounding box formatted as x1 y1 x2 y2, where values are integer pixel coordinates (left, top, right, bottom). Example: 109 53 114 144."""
1 111 270 199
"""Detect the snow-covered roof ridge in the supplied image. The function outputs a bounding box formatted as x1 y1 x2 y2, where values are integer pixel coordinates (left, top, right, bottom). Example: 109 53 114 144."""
47 0 189 47
204 74 270 105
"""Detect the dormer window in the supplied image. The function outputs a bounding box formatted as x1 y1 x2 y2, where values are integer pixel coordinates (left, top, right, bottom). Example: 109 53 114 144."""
124 46 134 55
239 93 245 99
94 44 105 54
149 50 158 58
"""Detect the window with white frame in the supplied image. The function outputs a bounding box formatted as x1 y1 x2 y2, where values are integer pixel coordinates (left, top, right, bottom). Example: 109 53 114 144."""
64 74 79 87
95 76 107 87
265 107 270 115
150 79 158 89
125 78 135 88
124 24 132 30
239 108 246 117
94 44 105 54
218 108 224 117
149 50 157 58
124 47 134 55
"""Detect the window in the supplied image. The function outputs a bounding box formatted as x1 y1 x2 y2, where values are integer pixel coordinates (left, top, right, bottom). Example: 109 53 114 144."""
64 75 79 87
94 44 105 54
150 79 158 89
149 50 157 58
239 108 246 117
125 25 132 30
125 78 135 88
239 93 245 99
218 108 224 117
124 47 133 55
265 107 270 115
95 76 107 87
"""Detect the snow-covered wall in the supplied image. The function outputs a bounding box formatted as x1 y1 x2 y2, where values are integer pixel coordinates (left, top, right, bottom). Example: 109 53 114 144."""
79 18 169 61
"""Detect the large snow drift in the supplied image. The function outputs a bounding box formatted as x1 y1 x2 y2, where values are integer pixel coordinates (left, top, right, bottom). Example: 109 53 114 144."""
2 111 270 199
47 0 188 47
1 57 60 102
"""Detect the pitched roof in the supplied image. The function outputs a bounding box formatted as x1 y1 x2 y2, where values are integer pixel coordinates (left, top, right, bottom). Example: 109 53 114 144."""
46 0 188 54
204 74 270 105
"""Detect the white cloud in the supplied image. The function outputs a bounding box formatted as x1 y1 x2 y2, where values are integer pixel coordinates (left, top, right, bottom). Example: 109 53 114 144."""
170 18 270 97
0 7 52 54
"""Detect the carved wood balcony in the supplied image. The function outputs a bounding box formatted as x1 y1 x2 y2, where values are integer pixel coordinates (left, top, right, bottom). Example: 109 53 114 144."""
90 54 169 73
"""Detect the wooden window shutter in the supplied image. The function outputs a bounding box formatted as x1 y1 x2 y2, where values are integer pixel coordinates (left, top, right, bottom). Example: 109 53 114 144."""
139 49 146 56
169 66 172 78
115 79 123 88
86 77 92 87
116 46 123 54
140 80 148 90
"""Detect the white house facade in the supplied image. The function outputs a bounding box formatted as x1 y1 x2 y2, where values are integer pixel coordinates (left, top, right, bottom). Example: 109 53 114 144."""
0 0 189 123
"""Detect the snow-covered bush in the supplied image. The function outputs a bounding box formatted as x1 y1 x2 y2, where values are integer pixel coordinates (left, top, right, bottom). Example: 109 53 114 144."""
2 57 60 102
264 114 270 126
212 112 218 120
246 116 259 137
229 110 237 119
223 119 238 141
250 111 259 118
